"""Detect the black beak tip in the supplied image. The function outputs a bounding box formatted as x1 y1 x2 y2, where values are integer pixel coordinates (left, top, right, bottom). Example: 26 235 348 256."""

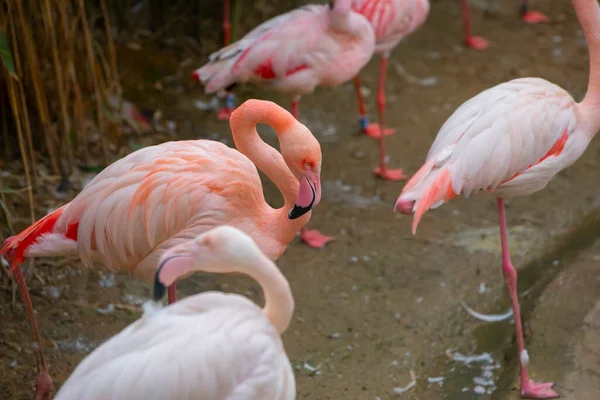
153 262 167 301
288 205 311 220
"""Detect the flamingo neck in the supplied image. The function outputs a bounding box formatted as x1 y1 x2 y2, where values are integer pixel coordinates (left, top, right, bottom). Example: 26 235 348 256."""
576 0 600 137
230 103 298 216
251 255 294 334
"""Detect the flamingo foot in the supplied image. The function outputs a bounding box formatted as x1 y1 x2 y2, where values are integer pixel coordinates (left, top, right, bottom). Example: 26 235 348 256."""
374 167 407 181
300 228 334 248
363 122 395 139
33 371 53 400
466 36 490 51
217 108 234 121
522 11 550 24
521 380 558 399
465 36 490 51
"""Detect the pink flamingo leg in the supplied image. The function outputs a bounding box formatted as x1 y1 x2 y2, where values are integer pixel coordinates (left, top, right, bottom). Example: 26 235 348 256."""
217 94 236 121
353 75 395 138
223 0 231 46
497 198 558 399
520 0 550 24
167 284 177 304
373 55 406 181
217 0 236 121
12 267 53 400
290 97 334 249
461 0 490 51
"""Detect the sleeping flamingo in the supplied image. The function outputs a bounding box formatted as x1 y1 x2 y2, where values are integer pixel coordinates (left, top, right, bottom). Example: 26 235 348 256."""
55 226 295 400
352 0 430 181
395 0 600 397
461 0 549 51
193 0 373 244
1 99 320 400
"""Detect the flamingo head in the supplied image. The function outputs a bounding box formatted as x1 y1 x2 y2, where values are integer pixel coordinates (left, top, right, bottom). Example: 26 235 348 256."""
279 125 323 220
153 226 264 301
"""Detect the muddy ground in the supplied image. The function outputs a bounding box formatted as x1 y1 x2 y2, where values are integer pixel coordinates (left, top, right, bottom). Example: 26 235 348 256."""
1 0 599 399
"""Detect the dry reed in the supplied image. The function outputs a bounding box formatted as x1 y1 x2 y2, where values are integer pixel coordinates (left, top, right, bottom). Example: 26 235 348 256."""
0 0 122 229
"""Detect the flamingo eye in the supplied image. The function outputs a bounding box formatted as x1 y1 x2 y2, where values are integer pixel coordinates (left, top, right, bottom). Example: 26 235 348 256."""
305 161 311 168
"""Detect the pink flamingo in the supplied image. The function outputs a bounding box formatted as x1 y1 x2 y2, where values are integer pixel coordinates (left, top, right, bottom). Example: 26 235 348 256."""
55 226 296 400
1 99 322 400
352 0 430 181
193 0 375 247
462 0 550 51
395 0 600 397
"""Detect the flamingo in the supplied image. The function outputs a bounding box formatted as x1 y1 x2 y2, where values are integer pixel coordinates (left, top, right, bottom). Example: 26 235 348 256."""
351 0 431 181
395 0 600 397
0 99 321 400
193 0 373 246
54 226 295 400
461 0 550 51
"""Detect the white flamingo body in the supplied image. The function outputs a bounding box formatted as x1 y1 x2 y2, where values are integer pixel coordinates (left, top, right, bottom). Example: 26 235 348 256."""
353 0 430 54
399 77 590 229
55 294 295 400
56 226 296 400
195 3 375 96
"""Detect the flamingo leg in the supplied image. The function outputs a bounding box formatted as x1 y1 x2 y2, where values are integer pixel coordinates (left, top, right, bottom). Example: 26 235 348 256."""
217 93 236 121
216 0 236 121
497 198 558 399
167 284 177 304
12 267 53 400
353 75 395 138
290 97 334 249
373 55 405 181
461 0 490 51
520 0 550 24
223 0 231 46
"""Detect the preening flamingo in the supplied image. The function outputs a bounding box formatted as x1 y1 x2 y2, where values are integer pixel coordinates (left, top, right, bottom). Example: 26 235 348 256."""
395 0 600 397
193 0 374 248
1 99 320 400
461 0 549 51
55 226 295 400
352 0 430 181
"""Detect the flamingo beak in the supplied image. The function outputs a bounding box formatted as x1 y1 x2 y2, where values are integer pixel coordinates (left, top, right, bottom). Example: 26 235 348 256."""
153 252 195 301
289 170 321 219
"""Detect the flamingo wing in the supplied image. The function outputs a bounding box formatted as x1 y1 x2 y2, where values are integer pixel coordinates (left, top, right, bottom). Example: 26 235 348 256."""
398 78 578 232
55 294 295 400
41 141 264 273
421 78 577 196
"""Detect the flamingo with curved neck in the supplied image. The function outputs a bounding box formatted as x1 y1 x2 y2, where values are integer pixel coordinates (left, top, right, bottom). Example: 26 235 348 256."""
154 225 294 334
194 0 376 247
1 99 321 400
55 226 296 399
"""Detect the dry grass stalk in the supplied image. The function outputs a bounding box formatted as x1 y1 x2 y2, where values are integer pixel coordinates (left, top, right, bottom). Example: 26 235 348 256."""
7 1 37 188
41 0 74 173
77 0 110 164
14 0 59 175
0 0 121 235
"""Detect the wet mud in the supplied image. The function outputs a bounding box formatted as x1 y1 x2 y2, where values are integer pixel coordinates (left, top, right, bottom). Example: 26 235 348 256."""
1 0 600 399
